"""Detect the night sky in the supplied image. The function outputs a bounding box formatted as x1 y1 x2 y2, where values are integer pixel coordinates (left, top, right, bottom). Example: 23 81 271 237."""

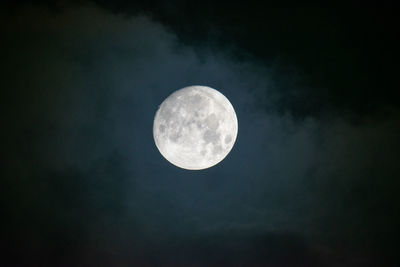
2 1 399 266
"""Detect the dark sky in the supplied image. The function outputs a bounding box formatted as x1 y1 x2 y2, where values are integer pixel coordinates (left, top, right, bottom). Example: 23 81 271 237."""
2 1 399 266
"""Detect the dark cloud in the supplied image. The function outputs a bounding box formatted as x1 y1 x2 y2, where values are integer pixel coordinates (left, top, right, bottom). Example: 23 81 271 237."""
2 3 399 266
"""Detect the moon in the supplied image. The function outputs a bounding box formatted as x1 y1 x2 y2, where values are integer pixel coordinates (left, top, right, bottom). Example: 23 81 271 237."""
153 85 238 170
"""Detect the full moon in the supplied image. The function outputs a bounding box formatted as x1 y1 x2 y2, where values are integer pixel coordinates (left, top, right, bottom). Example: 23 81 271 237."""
153 85 238 170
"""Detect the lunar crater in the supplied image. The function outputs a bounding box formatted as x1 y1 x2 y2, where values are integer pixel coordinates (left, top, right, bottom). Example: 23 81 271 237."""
203 129 220 145
224 135 232 144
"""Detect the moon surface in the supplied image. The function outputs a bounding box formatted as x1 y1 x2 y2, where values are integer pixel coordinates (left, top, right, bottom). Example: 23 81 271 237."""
153 85 238 170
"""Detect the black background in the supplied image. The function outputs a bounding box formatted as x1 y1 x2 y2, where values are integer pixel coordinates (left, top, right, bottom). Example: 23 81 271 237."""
2 1 399 266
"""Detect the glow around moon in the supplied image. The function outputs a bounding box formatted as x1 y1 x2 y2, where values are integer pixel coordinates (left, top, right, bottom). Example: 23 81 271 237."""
153 85 238 170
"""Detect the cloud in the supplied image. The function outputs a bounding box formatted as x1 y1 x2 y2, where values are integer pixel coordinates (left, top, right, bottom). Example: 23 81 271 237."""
2 2 399 266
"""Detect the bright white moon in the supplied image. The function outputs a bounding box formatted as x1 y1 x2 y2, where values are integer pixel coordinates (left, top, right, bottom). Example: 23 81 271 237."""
153 85 238 170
